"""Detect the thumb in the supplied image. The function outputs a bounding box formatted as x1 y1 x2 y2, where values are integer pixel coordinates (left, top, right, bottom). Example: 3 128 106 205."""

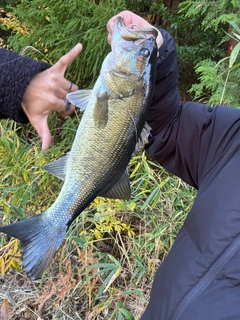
107 33 112 45
41 127 52 151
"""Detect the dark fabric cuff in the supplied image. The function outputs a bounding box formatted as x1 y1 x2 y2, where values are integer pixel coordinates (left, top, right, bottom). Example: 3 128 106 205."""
0 49 50 123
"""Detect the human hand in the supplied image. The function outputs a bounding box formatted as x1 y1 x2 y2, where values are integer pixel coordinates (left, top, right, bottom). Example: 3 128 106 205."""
21 43 82 151
107 10 163 50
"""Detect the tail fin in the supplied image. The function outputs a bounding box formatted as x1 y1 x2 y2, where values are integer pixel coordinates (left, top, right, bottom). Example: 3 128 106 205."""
0 213 67 280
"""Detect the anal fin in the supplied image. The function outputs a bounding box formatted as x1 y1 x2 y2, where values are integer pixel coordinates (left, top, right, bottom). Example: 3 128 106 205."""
43 153 70 180
99 169 131 201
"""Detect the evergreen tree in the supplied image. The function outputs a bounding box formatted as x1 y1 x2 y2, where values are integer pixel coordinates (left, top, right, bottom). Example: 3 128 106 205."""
179 0 240 106
7 0 155 87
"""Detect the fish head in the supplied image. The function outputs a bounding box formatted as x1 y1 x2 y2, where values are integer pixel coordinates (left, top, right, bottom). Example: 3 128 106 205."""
103 16 158 99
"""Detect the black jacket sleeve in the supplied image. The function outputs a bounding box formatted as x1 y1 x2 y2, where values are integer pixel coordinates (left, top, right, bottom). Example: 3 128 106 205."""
146 30 240 189
0 49 50 123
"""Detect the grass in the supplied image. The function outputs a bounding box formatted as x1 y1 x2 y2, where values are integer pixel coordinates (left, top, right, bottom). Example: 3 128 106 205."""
0 116 196 319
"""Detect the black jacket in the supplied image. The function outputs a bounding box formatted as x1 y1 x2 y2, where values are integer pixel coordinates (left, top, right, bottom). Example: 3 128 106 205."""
0 48 49 123
142 30 240 319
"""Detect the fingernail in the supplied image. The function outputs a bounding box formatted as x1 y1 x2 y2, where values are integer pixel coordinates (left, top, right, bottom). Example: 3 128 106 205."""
74 43 82 49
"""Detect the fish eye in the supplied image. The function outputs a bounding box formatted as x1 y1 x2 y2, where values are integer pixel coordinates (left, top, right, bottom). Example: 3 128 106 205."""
140 48 150 57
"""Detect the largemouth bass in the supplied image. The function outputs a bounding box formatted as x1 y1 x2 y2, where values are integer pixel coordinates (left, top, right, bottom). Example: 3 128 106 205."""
0 17 158 279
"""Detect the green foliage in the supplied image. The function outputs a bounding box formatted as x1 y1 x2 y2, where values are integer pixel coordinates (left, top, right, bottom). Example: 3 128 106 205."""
88 198 135 239
3 0 239 101
4 0 229 97
228 22 240 67
189 59 223 104
0 117 195 318
189 22 240 106
190 54 240 107
1 0 16 9
0 6 24 48
6 0 125 86
179 0 240 32
178 0 240 106
2 0 238 318
0 8 26 35
150 2 225 96
6 0 157 87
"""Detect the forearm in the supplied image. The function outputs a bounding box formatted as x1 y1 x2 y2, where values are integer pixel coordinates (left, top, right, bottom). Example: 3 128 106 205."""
145 30 205 188
0 48 50 123
146 28 182 168
146 30 240 189
146 29 181 137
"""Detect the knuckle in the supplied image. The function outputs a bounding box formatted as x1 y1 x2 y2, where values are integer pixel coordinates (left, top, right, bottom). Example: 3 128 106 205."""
58 55 67 67
48 96 57 108
45 73 57 87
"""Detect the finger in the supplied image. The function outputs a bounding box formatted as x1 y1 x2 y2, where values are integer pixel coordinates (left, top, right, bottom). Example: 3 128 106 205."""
59 79 78 93
52 43 82 75
69 82 78 92
107 11 135 44
36 118 52 151
41 128 52 151
48 78 78 103
54 87 69 100
107 33 112 45
60 103 76 117
106 15 118 34
106 11 133 32
53 96 75 115
114 11 134 27
121 10 135 26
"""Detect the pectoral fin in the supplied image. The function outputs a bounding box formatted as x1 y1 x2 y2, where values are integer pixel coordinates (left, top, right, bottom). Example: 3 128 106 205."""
100 169 131 200
43 153 70 180
66 90 92 111
93 91 109 129
133 122 152 156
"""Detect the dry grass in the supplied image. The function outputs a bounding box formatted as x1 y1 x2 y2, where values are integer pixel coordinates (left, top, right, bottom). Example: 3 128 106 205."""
0 121 196 319
0 239 151 320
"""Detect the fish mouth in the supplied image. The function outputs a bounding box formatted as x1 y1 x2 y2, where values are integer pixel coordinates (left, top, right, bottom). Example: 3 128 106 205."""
115 16 158 38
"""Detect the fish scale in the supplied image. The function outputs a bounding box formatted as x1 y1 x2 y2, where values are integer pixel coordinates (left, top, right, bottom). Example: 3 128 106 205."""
0 16 158 279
